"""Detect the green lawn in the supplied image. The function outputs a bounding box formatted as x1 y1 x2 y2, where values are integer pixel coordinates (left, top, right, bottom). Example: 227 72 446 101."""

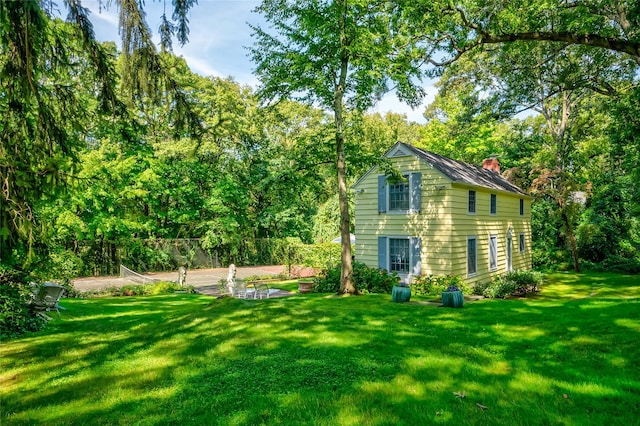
2 273 639 425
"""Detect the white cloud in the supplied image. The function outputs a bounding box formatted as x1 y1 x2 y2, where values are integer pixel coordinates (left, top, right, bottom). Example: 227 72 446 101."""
81 0 440 120
84 1 119 34
176 54 222 78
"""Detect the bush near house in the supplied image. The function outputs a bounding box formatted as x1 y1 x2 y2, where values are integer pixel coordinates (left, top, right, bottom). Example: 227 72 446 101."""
314 261 399 293
411 274 469 296
473 270 544 298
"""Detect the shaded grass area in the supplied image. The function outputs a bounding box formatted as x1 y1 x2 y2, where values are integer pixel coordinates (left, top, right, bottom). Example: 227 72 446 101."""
1 273 639 425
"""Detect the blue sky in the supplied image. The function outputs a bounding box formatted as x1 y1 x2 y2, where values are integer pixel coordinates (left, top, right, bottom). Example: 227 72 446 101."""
84 0 433 122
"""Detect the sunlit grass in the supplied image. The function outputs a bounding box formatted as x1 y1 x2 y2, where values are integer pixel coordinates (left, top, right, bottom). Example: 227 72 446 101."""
1 272 639 425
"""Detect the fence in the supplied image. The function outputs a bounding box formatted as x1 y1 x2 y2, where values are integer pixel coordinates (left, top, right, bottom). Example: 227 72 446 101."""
71 238 339 276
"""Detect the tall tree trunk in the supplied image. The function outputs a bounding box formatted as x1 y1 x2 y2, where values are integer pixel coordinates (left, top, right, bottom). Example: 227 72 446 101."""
541 90 581 272
335 0 356 295
335 118 355 294
561 208 580 272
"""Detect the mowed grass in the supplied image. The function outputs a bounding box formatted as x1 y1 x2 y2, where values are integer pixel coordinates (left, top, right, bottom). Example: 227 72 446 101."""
1 273 639 425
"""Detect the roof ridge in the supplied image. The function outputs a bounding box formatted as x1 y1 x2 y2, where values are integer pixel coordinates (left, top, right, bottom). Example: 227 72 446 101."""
396 142 528 196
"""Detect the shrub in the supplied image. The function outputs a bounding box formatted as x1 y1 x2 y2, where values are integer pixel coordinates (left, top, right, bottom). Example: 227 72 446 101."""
312 267 340 293
80 281 195 298
0 266 47 340
300 242 341 269
121 284 147 296
313 262 399 294
147 281 186 295
506 270 543 295
482 275 518 298
411 274 468 296
472 281 491 296
48 249 84 284
479 270 543 298
601 255 640 274
354 263 399 294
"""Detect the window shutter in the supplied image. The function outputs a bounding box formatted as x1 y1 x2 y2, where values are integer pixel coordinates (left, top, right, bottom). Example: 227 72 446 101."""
378 175 387 213
378 237 387 269
410 172 422 213
410 237 422 276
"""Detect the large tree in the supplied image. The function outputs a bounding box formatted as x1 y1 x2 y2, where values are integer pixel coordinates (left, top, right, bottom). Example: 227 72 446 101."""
250 0 426 294
0 0 199 263
406 0 640 66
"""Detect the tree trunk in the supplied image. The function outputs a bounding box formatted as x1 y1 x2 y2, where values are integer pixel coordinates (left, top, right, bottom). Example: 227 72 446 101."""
541 89 581 273
335 1 356 295
336 130 355 294
561 208 581 273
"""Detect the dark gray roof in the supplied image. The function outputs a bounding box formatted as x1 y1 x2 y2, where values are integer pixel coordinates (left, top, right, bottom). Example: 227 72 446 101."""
399 142 528 196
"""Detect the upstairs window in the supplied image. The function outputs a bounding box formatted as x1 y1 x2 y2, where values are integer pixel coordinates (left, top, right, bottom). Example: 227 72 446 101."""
388 177 410 211
378 173 422 214
520 198 525 216
468 190 477 214
490 194 497 215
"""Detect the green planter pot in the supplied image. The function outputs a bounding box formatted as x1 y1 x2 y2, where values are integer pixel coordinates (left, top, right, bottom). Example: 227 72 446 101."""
442 290 464 308
392 285 411 303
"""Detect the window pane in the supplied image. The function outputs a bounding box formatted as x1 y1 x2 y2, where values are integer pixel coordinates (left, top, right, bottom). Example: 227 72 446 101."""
507 235 513 271
467 238 477 274
489 236 497 270
389 179 409 210
519 233 525 253
389 238 410 273
468 191 476 213
490 194 497 214
520 199 524 216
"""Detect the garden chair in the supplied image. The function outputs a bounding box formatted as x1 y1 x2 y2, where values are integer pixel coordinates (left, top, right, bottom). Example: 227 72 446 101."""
254 282 270 299
232 280 255 299
31 282 65 319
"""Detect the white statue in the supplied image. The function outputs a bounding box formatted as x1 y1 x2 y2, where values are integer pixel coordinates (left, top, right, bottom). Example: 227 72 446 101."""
178 266 187 287
226 264 236 293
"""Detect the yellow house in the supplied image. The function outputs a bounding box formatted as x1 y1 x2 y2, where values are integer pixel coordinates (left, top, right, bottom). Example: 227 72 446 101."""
352 142 532 287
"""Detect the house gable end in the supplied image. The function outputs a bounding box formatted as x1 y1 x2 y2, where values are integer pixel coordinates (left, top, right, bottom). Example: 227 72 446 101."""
387 144 413 159
353 142 453 190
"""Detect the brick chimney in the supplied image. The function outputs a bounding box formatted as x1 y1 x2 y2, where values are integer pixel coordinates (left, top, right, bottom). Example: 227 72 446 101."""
482 156 500 173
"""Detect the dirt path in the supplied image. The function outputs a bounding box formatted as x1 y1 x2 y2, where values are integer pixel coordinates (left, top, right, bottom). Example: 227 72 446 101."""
72 265 289 292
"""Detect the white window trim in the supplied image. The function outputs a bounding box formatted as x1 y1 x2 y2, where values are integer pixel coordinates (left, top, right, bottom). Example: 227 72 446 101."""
489 234 498 271
519 232 526 254
386 174 410 214
467 236 478 277
385 236 413 279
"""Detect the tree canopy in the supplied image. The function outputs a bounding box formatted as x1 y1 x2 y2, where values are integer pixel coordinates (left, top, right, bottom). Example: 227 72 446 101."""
250 0 429 294
406 0 640 67
1 0 638 281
